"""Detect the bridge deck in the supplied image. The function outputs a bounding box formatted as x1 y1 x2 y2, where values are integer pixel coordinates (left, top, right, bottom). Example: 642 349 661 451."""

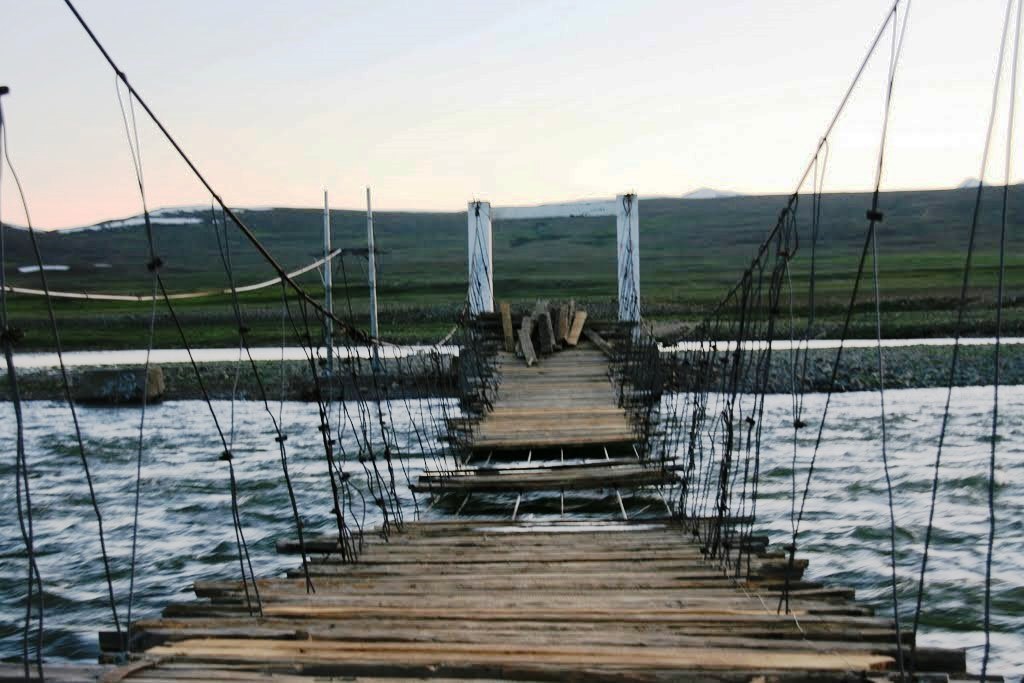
112 519 929 681
413 461 676 493
468 345 636 452
91 317 963 681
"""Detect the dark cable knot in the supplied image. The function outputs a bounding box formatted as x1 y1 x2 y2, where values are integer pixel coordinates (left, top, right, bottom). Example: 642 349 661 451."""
219 450 233 462
745 416 756 426
866 209 884 222
238 325 251 335
339 471 351 481
318 424 330 433
793 419 807 429
275 434 288 443
146 257 164 272
0 326 24 344
374 497 386 508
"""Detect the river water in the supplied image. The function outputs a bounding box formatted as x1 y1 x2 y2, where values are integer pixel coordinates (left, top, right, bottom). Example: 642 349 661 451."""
0 387 1021 675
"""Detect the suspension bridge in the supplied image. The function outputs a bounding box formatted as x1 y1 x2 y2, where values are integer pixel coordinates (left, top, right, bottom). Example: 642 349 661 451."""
2 0 1021 680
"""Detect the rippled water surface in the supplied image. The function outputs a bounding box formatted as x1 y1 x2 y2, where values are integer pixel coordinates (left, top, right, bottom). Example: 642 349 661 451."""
1 387 1022 675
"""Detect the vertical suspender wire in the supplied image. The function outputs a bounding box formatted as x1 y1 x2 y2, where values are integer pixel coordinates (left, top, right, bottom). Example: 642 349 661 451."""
983 3 1021 678
283 293 357 556
701 0 906 582
274 282 314 591
4 94 139 676
910 0 1018 673
0 89 44 683
866 3 912 677
209 214 263 615
333 256 385 546
115 76 160 654
213 208 313 592
155 273 262 614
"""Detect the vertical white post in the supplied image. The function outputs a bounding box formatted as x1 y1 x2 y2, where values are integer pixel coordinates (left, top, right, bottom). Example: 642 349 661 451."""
467 200 494 315
323 189 333 371
616 193 640 322
366 187 379 340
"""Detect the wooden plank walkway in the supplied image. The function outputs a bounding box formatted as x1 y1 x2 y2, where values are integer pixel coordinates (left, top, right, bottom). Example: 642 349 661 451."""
413 461 676 493
467 345 635 452
83 314 963 681
103 519 962 681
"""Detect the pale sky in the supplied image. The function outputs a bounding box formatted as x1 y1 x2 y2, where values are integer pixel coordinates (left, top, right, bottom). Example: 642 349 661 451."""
0 0 1020 228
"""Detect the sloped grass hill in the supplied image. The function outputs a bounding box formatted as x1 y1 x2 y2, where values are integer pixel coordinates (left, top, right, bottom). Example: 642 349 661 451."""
2 185 1022 348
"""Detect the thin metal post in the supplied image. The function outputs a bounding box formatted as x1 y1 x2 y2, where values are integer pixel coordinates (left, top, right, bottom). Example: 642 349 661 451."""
323 190 333 376
366 188 379 340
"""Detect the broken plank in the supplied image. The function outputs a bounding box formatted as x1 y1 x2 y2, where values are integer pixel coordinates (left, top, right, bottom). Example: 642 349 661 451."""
499 301 515 353
565 310 588 346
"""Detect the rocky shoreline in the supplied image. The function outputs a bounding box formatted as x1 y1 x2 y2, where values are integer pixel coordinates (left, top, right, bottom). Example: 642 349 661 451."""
663 343 1024 394
2 343 1021 402
0 354 459 403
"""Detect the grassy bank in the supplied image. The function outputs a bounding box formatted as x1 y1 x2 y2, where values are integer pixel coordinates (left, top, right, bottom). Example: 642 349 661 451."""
3 186 1021 350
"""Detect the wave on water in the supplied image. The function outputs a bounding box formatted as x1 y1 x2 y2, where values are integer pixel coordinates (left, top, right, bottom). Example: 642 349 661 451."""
0 387 1021 674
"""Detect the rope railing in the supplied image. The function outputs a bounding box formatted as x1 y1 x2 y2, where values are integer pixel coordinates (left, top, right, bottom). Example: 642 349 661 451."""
0 248 344 302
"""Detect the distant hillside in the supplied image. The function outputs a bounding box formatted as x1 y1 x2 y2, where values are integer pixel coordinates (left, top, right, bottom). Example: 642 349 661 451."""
3 184 1022 311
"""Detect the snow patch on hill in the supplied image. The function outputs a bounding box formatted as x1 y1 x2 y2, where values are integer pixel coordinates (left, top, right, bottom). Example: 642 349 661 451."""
18 264 69 274
492 199 617 220
682 187 741 199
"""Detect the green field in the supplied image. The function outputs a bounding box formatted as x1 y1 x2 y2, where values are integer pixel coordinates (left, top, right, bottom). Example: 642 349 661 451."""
2 185 1022 350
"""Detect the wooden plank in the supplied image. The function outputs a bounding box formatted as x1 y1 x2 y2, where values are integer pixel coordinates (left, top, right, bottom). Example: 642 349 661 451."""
499 302 515 353
534 308 556 355
413 465 673 493
0 663 113 682
517 316 537 367
557 303 570 343
145 638 894 672
583 327 615 357
565 310 588 346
